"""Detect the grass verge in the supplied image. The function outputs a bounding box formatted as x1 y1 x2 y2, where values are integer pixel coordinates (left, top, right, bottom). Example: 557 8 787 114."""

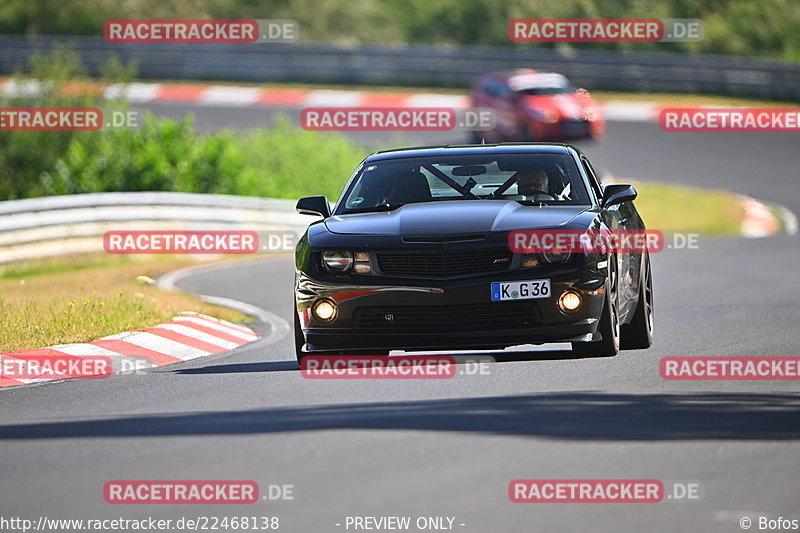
591 91 798 108
0 254 248 352
768 206 786 233
632 182 745 235
130 79 799 107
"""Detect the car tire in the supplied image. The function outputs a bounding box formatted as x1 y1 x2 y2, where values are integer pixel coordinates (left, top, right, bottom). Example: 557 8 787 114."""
621 254 654 350
294 306 308 364
518 123 534 141
571 266 620 357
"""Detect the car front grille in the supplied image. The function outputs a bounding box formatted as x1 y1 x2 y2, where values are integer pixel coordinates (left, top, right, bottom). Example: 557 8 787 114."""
353 301 541 332
375 249 512 277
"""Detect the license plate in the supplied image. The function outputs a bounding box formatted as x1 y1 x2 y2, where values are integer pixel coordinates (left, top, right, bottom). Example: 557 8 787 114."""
491 279 551 301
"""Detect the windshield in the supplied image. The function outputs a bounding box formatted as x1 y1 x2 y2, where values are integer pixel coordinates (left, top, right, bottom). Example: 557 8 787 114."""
337 153 592 214
508 72 574 96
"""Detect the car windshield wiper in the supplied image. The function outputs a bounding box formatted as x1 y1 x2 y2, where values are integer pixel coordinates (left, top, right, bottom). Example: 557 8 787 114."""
342 202 405 214
515 199 554 206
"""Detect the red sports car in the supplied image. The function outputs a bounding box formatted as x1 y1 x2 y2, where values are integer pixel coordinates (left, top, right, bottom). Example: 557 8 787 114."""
469 69 604 142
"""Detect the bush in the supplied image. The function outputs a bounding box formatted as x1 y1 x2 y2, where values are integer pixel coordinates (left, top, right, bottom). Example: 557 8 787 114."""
1 0 799 60
47 115 366 200
0 48 95 199
0 47 136 199
0 48 367 201
235 119 367 199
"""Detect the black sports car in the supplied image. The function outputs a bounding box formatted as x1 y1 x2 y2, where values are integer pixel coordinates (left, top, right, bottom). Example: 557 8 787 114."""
293 143 653 362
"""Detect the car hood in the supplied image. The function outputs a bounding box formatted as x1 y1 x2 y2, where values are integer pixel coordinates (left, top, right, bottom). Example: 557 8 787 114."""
325 200 594 236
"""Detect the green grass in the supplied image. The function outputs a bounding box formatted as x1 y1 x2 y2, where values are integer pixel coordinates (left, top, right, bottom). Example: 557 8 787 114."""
768 206 786 233
0 254 249 352
591 91 799 108
0 253 176 280
234 119 366 200
633 182 744 235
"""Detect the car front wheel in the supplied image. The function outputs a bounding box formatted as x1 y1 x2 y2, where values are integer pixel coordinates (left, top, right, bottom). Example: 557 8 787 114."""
621 254 654 349
571 268 620 357
294 307 308 363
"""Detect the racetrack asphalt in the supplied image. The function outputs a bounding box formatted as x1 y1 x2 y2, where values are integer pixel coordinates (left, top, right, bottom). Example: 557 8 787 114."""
0 103 798 533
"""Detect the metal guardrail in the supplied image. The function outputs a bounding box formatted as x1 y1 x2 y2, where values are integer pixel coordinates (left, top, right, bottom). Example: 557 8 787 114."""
0 192 309 264
1 35 799 101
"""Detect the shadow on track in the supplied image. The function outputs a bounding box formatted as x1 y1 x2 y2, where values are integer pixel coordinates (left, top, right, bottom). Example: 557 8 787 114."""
173 361 298 374
2 392 800 441
169 350 601 376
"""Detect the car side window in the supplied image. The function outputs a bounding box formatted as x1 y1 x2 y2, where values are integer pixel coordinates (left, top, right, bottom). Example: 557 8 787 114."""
496 84 513 98
580 157 603 201
482 81 499 97
483 81 513 99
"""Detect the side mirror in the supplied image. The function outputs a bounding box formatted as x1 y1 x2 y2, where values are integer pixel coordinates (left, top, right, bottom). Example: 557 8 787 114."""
601 184 637 208
296 195 331 218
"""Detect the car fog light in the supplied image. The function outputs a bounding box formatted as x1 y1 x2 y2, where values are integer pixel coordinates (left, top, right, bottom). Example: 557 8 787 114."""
558 291 582 313
312 299 338 323
521 254 539 268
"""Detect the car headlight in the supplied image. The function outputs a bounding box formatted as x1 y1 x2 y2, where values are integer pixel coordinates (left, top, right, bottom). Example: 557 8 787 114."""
321 251 353 272
528 108 559 124
544 110 559 124
540 251 572 264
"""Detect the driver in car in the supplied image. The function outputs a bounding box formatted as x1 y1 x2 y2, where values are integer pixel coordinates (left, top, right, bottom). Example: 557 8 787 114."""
515 169 554 201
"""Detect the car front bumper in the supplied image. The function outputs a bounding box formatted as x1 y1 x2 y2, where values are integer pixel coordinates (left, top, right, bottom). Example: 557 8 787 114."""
525 117 604 140
296 266 608 352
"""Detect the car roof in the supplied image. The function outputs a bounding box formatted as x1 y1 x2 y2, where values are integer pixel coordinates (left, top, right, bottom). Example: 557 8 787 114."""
475 69 573 91
365 143 581 162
